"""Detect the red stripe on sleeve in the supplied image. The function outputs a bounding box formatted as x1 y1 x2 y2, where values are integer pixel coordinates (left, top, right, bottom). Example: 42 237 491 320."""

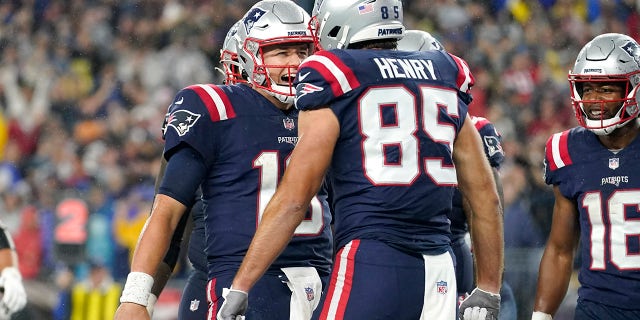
319 51 360 90
449 54 475 92
558 130 572 166
187 84 236 122
301 51 360 97
544 135 557 171
303 60 345 96
472 116 490 131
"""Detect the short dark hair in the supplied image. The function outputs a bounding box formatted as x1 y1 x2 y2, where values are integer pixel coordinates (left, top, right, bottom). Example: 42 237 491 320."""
347 39 398 50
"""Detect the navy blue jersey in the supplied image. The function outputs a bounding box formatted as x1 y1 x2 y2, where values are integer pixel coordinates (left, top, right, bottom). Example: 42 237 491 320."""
162 83 333 279
450 116 505 240
544 127 640 309
294 49 474 254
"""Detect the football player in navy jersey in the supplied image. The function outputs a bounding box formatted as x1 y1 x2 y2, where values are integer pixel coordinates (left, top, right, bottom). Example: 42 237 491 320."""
398 30 517 320
219 1 504 320
114 1 333 320
143 20 245 320
533 33 640 320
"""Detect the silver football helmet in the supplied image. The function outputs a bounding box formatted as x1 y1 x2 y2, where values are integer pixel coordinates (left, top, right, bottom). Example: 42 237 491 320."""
236 0 313 104
219 20 245 84
569 33 640 135
397 30 444 52
310 0 404 50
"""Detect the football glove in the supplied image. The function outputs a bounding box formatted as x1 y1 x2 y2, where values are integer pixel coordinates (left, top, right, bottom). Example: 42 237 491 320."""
0 267 27 318
217 288 248 320
459 287 500 320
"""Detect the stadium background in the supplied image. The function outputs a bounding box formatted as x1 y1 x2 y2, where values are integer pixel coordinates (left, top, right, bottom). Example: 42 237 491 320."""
0 0 633 319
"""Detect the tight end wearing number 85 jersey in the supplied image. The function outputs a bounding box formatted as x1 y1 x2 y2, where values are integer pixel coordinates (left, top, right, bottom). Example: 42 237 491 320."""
294 48 473 254
544 126 640 309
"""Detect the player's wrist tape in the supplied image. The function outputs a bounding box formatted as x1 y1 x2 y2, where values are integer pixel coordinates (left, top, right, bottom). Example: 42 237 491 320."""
474 287 500 297
531 311 552 320
120 272 154 306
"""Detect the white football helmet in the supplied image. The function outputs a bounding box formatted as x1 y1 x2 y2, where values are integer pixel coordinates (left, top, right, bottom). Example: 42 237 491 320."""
219 20 245 84
236 0 313 104
310 0 404 50
569 33 640 135
397 30 444 52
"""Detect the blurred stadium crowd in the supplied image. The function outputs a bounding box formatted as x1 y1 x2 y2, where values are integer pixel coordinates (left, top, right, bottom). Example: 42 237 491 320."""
1 0 637 319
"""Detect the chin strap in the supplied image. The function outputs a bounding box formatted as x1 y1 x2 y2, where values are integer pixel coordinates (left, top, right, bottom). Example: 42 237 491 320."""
269 82 296 105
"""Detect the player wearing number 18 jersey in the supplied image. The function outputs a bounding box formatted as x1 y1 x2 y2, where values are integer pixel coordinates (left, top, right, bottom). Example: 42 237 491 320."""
222 1 504 319
533 33 640 320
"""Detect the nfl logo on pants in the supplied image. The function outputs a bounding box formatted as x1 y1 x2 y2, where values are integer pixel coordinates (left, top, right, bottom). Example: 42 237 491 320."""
437 281 448 294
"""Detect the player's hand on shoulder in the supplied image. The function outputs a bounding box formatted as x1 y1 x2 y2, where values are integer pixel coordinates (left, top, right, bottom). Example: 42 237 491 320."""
459 287 500 320
217 288 248 320
0 267 27 318
113 302 151 320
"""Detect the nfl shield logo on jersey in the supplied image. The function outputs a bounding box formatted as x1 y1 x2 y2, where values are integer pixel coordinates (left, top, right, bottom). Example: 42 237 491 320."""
283 118 295 130
436 281 448 294
305 287 315 301
609 158 619 170
190 299 200 311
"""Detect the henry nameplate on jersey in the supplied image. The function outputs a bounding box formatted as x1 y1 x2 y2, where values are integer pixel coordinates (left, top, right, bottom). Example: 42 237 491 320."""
373 58 437 80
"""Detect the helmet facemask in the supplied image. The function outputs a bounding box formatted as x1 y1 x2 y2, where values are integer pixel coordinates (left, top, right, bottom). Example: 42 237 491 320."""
218 21 246 85
570 76 640 135
241 38 313 105
220 49 245 85
569 33 640 135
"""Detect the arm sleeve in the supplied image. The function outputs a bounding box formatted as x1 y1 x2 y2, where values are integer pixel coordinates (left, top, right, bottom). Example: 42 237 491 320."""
158 144 207 207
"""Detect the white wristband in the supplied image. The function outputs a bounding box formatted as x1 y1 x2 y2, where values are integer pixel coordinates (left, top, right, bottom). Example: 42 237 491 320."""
531 311 553 320
146 293 158 316
120 272 154 306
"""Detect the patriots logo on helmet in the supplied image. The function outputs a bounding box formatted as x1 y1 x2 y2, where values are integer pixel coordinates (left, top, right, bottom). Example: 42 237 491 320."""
165 109 201 136
622 40 640 67
244 8 266 34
